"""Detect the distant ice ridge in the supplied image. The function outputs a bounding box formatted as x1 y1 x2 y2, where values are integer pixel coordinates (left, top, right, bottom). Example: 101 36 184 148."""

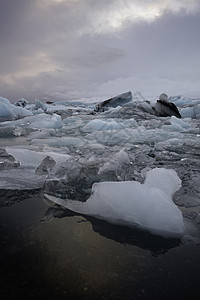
45 168 185 238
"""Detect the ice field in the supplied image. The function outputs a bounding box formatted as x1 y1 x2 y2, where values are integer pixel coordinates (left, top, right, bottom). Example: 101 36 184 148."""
0 92 200 240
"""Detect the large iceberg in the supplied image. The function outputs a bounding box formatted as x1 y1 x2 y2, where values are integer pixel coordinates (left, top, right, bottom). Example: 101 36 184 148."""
45 168 185 238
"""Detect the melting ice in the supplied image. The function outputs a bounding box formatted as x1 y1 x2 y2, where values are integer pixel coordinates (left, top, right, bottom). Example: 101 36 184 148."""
0 92 200 240
45 168 185 238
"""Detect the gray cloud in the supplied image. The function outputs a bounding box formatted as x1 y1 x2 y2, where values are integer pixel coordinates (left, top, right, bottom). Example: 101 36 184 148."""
0 0 200 101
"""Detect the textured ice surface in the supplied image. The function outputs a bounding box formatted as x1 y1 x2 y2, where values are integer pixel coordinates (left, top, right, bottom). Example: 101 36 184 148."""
28 113 63 129
169 95 200 119
144 168 181 197
0 102 17 120
0 146 72 206
98 150 130 178
0 168 46 190
26 129 56 141
43 149 131 201
0 126 16 138
0 92 200 240
6 147 71 167
81 118 137 133
162 116 191 132
81 119 125 132
0 113 63 131
31 136 84 148
0 96 33 120
170 95 200 107
35 99 47 112
86 125 183 146
180 105 200 119
45 168 184 238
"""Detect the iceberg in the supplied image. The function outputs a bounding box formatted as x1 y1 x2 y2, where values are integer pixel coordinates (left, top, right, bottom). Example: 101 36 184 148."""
0 96 33 120
35 99 47 112
94 92 182 119
11 105 33 118
94 91 133 112
45 168 185 238
0 101 17 120
154 100 181 118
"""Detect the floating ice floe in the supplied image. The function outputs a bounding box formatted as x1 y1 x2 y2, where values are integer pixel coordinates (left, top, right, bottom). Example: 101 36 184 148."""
45 168 185 238
6 147 71 168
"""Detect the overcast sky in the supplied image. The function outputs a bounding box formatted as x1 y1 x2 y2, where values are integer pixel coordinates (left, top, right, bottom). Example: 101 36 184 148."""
0 0 200 102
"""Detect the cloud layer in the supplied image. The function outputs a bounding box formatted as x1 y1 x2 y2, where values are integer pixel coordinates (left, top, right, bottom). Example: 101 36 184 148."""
0 0 200 101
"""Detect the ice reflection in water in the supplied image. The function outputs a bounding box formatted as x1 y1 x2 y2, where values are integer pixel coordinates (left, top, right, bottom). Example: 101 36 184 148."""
1 195 199 299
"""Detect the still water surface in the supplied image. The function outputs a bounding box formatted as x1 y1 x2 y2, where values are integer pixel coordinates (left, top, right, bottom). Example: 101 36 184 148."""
0 194 200 300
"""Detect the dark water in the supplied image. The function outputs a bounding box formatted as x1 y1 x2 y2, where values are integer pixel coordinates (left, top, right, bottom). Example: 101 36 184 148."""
0 195 200 300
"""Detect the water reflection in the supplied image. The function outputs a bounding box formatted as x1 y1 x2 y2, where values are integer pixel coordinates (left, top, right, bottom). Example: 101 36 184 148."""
44 205 180 256
1 196 200 299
